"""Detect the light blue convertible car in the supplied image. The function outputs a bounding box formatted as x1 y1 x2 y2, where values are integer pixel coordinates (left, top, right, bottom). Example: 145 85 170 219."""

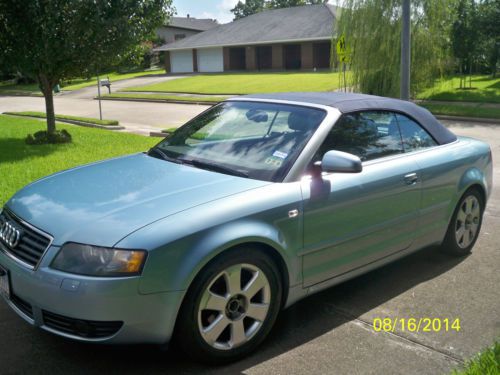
0 93 493 363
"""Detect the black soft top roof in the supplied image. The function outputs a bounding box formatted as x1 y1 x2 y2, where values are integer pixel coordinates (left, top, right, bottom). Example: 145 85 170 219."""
241 92 457 145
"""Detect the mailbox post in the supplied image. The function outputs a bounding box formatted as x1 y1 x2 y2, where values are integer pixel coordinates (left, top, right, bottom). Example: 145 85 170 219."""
95 74 112 121
100 77 111 94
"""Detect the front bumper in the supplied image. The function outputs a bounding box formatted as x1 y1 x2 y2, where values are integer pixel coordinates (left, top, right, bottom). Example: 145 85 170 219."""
0 244 185 344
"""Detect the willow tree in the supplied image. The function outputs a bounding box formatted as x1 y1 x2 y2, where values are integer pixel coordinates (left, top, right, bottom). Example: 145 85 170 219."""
335 0 456 98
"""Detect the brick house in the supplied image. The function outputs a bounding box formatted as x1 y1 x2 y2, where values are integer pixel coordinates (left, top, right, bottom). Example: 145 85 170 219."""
155 4 337 74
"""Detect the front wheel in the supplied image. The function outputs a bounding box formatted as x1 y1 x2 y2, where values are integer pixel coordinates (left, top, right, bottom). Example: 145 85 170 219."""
441 188 484 256
175 248 282 364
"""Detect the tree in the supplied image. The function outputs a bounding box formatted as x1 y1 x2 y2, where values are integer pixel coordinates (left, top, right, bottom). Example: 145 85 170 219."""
231 0 266 19
477 0 500 77
336 0 457 98
0 0 173 142
268 0 327 8
451 0 479 88
231 0 328 19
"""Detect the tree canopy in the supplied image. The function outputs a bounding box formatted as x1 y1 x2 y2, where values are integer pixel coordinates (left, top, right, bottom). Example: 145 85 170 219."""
231 0 328 20
0 0 173 140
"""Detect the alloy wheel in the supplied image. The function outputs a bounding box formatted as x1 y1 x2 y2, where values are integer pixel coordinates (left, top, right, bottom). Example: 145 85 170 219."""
455 195 481 249
197 263 271 350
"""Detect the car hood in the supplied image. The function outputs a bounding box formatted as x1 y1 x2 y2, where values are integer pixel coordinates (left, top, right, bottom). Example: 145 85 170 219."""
7 153 270 247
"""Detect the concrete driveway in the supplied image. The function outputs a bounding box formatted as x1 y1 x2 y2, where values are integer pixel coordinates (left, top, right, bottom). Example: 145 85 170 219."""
0 113 498 373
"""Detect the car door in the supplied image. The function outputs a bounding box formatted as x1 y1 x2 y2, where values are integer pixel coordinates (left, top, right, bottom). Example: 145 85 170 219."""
300 111 421 287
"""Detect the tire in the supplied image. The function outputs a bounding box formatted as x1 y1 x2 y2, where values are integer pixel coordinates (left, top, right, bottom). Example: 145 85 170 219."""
441 188 484 256
175 247 283 364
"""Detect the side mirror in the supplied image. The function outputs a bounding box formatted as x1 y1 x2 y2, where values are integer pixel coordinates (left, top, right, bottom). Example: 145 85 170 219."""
317 150 362 173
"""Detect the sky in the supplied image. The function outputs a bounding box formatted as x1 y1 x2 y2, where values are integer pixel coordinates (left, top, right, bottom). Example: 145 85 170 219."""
173 0 335 24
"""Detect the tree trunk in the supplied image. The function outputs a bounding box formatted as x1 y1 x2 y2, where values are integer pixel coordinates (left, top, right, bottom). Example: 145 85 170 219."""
38 74 56 135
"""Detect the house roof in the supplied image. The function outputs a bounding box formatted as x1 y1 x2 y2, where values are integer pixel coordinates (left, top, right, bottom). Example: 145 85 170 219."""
156 4 336 51
236 92 457 145
167 17 218 32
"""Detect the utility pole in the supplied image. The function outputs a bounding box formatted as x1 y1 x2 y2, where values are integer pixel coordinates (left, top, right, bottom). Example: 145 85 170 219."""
400 0 411 100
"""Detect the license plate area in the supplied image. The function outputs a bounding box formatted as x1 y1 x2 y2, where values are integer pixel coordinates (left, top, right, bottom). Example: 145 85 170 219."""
0 265 11 300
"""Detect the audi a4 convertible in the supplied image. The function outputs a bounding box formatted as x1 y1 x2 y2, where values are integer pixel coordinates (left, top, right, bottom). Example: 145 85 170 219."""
0 93 492 363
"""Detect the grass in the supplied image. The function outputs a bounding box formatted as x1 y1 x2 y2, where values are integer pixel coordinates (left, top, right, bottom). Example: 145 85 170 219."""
452 342 499 375
0 114 156 206
2 111 119 126
162 127 178 133
61 68 164 91
103 92 227 103
418 75 500 103
124 72 344 94
421 103 500 120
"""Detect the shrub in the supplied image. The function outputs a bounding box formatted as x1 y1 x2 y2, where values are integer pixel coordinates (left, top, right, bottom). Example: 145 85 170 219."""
26 129 72 145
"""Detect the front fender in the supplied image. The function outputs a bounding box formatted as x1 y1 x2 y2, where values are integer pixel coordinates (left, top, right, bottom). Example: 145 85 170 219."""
116 182 304 295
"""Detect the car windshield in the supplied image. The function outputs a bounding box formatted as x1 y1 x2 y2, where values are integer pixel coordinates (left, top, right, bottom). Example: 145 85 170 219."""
153 101 326 182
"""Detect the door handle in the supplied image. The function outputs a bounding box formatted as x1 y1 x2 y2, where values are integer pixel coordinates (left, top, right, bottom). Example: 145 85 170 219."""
404 173 419 185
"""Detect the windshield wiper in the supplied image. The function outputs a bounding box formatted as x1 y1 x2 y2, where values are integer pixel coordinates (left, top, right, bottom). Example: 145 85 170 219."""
183 159 249 178
148 147 184 164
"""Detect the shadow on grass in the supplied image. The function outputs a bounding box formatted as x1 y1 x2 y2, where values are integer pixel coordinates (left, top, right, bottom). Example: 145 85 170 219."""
428 90 500 103
0 137 60 164
0 245 466 374
487 80 500 90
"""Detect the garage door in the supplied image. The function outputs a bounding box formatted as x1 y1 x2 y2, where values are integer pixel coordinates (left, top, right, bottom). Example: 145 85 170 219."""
197 48 224 73
170 50 193 73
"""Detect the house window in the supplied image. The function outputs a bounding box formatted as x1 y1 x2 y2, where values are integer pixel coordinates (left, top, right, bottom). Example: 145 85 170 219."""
174 34 186 41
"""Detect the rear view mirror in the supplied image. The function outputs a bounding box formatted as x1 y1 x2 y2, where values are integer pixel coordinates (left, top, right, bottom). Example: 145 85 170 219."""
246 109 268 123
317 150 362 173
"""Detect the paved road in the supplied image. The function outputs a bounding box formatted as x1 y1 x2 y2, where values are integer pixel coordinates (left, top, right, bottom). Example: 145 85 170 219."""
0 108 498 373
0 75 209 135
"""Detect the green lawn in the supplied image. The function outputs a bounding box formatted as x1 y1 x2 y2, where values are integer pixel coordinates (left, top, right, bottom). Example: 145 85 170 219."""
123 72 344 94
421 103 500 120
0 115 156 206
452 342 499 375
103 92 227 103
61 68 165 91
3 111 119 126
418 75 500 103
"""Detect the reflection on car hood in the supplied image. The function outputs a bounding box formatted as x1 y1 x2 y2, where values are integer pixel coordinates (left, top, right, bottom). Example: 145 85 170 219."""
7 153 270 247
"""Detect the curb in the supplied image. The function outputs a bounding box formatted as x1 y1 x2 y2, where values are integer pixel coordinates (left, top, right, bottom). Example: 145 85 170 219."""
3 113 125 130
435 115 500 124
96 97 218 106
150 131 170 137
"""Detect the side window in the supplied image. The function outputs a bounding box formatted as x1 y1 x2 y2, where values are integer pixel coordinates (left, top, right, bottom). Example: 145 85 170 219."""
315 111 404 162
396 114 437 152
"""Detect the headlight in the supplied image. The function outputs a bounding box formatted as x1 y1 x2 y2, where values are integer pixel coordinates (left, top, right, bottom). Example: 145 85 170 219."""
51 242 147 277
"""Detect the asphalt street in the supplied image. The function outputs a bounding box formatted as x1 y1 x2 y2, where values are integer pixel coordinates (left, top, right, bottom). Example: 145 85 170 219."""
0 98 498 374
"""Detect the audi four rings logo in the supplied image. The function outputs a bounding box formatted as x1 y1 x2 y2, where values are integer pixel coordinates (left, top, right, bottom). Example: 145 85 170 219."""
0 221 21 248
